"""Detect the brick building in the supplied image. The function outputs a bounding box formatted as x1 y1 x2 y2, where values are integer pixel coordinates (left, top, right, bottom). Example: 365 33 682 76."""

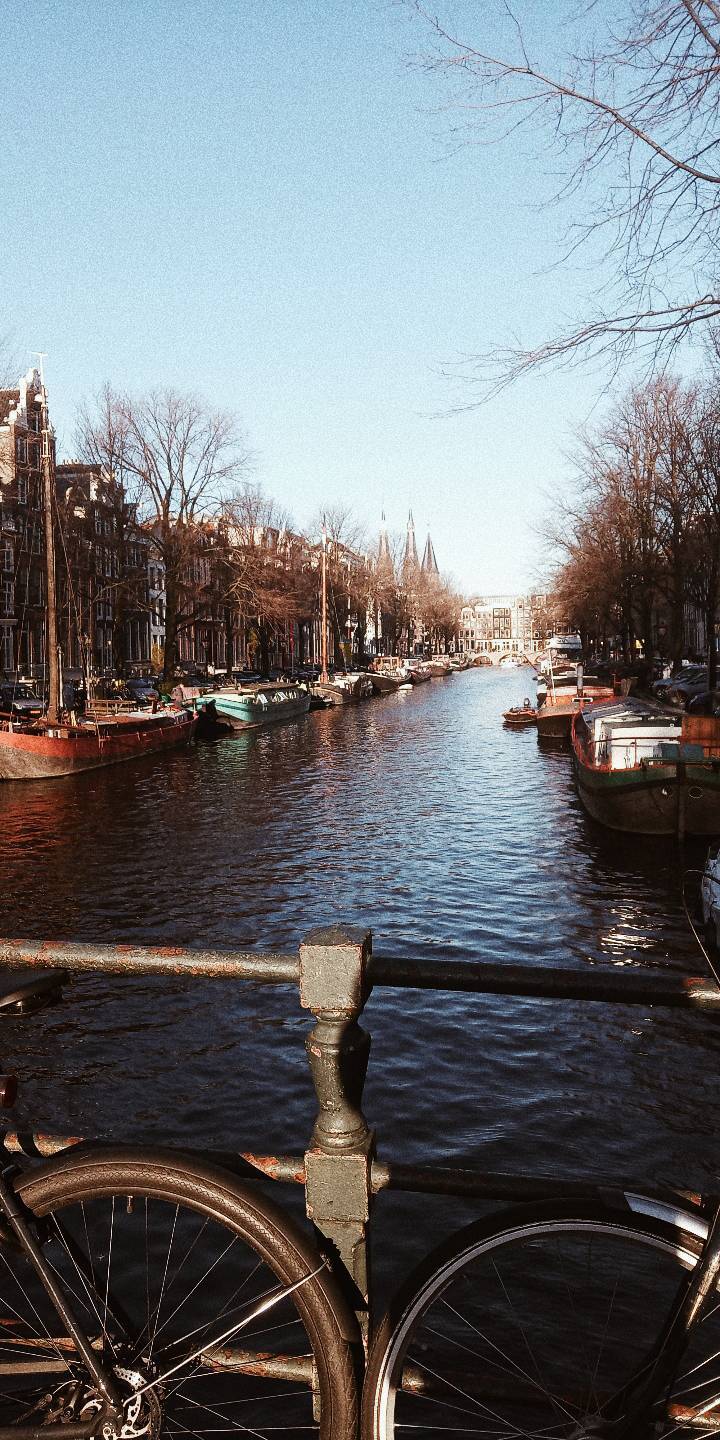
0 369 49 678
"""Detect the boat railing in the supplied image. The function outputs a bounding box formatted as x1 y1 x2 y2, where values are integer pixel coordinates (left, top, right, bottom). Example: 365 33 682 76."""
2 927 720 1345
578 721 702 772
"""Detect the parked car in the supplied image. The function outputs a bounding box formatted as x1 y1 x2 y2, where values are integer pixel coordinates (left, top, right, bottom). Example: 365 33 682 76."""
0 682 43 721
665 669 709 708
652 665 706 704
687 689 720 716
125 677 160 708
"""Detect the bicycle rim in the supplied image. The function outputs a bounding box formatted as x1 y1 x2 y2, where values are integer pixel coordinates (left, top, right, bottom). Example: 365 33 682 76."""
0 1147 357 1439
364 1201 720 1438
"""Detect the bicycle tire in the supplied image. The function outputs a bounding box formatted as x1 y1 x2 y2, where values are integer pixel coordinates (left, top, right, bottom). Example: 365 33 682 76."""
0 1144 358 1439
363 1196 720 1438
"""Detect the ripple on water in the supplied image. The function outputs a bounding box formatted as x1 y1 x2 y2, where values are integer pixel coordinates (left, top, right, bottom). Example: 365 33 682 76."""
0 667 715 1292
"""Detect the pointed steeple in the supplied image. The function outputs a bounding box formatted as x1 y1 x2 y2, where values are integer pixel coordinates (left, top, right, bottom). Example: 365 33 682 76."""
402 509 419 577
421 532 439 575
376 511 394 579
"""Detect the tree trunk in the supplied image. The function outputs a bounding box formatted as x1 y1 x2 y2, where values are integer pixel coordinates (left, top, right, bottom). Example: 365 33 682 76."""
163 576 180 683
259 622 270 677
224 602 234 678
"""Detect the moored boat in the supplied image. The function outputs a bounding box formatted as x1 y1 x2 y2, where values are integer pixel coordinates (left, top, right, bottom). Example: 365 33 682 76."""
0 370 198 781
0 708 196 780
503 701 537 728
571 698 720 837
201 682 311 729
536 681 616 742
408 663 432 684
312 676 357 705
369 671 402 695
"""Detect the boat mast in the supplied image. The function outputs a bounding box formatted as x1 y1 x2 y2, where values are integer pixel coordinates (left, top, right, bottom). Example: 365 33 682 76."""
38 362 60 724
320 519 328 683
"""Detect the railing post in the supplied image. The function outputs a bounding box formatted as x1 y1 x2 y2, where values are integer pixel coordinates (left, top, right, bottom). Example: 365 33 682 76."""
299 926 374 1343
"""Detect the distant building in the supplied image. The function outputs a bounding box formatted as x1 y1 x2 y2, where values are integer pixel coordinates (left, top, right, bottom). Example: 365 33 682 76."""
459 593 541 658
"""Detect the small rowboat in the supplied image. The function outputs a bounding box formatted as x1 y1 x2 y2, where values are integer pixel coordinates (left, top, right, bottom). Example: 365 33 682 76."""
503 701 538 728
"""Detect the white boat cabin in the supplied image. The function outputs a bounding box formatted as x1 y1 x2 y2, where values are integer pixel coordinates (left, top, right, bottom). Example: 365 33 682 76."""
582 700 682 770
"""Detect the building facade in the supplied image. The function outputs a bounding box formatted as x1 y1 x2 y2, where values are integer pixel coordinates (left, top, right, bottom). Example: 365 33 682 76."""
0 370 50 679
459 594 542 659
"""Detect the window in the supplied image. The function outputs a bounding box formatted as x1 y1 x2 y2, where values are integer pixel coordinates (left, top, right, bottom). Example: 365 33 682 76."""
1 625 13 673
15 438 27 465
1 582 14 617
95 513 102 534
16 477 27 505
3 545 13 574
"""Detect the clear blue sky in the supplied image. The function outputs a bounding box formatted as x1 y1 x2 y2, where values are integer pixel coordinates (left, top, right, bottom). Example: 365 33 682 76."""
2 0 614 595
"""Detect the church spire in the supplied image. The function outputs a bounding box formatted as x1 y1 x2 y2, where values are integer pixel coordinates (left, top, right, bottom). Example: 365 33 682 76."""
376 511 393 578
421 531 439 575
402 509 419 576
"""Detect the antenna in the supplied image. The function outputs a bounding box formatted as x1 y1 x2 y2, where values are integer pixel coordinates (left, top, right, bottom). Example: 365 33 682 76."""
33 352 48 391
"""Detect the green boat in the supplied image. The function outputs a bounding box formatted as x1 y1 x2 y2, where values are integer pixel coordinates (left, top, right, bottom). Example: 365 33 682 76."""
196 682 311 730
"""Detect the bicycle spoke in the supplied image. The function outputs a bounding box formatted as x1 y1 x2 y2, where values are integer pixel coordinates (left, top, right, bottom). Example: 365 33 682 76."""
371 1214 720 1439
0 1174 337 1436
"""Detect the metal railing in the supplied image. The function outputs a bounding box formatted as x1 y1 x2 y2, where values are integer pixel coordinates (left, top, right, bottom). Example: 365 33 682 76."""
0 928 718 1340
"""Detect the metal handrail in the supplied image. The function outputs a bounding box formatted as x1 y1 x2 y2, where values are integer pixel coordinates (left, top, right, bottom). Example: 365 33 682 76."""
1 927 717 1344
1 937 718 1007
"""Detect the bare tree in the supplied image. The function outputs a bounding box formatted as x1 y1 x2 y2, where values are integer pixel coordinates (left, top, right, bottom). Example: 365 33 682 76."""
77 386 252 680
409 1 720 393
220 486 308 675
307 506 370 665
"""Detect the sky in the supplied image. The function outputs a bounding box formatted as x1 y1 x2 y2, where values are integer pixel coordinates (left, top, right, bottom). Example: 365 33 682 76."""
1 0 632 596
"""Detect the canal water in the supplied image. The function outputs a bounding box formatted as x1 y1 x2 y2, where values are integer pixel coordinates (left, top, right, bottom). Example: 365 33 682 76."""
0 667 716 1293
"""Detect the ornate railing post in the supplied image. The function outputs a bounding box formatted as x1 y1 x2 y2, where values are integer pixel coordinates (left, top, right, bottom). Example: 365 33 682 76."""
300 926 374 1341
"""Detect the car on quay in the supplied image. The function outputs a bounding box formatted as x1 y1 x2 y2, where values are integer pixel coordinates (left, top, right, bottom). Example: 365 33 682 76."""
665 669 709 708
125 677 160 708
0 682 43 721
652 665 707 705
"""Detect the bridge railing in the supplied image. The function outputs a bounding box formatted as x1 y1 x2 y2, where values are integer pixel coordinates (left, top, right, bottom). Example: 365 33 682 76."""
1 927 718 1337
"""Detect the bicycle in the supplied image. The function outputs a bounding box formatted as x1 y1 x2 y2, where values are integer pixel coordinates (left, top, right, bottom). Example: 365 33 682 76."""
3 939 720 1438
0 970 359 1440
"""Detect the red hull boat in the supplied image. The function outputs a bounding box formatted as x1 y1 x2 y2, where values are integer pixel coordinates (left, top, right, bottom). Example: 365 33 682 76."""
0 708 197 781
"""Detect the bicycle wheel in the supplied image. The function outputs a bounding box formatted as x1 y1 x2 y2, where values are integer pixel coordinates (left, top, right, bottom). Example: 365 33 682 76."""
364 1197 720 1438
0 1145 358 1439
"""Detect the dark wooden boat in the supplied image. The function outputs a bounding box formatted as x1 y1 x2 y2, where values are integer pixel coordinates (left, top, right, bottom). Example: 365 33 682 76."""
370 671 402 695
312 677 358 705
536 684 615 742
571 700 720 837
503 704 537 728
